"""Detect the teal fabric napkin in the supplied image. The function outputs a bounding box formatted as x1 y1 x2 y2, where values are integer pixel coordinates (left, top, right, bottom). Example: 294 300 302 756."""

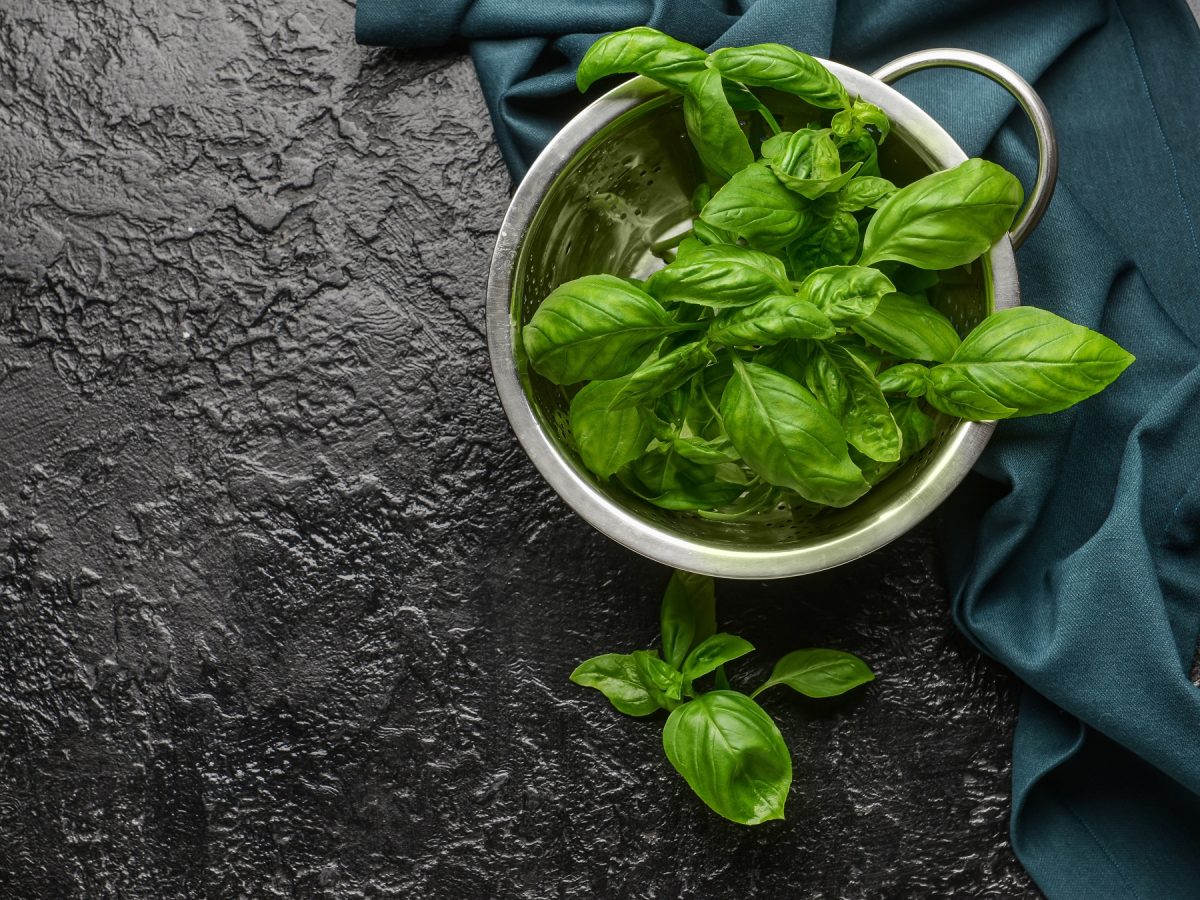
357 1 1200 895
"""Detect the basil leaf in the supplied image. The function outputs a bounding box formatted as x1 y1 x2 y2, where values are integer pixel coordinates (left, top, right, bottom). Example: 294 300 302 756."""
836 132 881 178
524 275 682 384
858 159 1023 269
623 444 746 510
802 345 848 419
632 649 684 707
683 360 732 440
707 294 836 347
831 99 890 143
826 344 902 463
709 44 849 110
851 292 961 362
692 218 737 246
663 691 791 825
891 398 936 459
577 27 708 92
696 480 785 522
876 362 930 398
786 212 860 280
836 338 887 375
926 306 1135 419
672 435 739 464
609 341 714 410
796 265 895 325
699 163 814 252
761 129 860 200
646 243 790 308
661 570 717 670
570 653 662 716
751 649 874 698
689 184 712 217
721 358 869 507
684 68 755 181
837 176 896 212
755 339 812 383
569 376 654 478
683 633 755 682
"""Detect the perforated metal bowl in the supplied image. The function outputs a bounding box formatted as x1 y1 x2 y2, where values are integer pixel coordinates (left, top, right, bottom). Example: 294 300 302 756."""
487 49 1057 579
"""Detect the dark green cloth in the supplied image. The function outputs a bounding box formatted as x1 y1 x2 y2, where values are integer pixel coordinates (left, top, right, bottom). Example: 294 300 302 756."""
357 1 1200 895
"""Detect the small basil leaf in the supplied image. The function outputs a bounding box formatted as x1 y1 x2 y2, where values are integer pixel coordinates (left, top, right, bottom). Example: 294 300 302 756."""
852 292 961 362
876 362 930 398
835 338 887 375
926 306 1135 418
661 570 717 670
826 344 902 463
858 159 1023 269
570 653 662 716
837 176 896 212
577 27 708 92
632 649 684 705
762 129 860 200
524 274 682 384
721 359 869 507
663 691 791 825
786 212 860 280
609 341 714 410
569 376 654 478
690 184 712 216
696 480 785 522
646 243 790 308
891 398 937 459
623 445 746 511
699 163 814 252
683 633 755 682
709 44 849 110
673 435 739 464
796 265 895 325
707 294 836 347
684 68 755 180
752 649 874 698
836 132 881 177
831 99 890 143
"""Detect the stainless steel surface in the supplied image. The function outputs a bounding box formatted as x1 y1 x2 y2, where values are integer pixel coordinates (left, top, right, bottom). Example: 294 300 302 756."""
871 48 1058 250
486 53 1047 579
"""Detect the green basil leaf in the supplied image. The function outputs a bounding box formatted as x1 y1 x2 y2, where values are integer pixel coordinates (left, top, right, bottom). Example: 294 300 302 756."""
577 27 708 92
835 338 887 375
690 184 712 217
721 358 869 507
707 294 835 347
663 691 791 825
836 132 881 178
802 345 848 419
762 129 860 200
609 341 714 410
754 339 812 383
684 357 734 439
851 292 961 362
796 265 895 325
709 44 849 110
524 274 683 384
891 398 937 459
623 444 746 510
876 362 930 398
858 159 1023 269
699 163 814 252
786 212 860 280
826 344 902 463
647 243 790 308
692 218 737 246
673 435 739 464
926 306 1135 419
683 633 755 682
661 570 717 670
569 376 654 478
570 653 662 716
632 649 684 706
751 649 874 698
837 176 896 212
831 99 890 143
684 68 755 180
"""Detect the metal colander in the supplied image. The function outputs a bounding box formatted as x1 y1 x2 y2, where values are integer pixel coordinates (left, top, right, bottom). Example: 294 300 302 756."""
487 49 1057 578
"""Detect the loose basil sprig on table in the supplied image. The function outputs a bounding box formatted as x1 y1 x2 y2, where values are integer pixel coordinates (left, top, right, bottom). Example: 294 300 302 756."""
523 27 1135 517
572 570 873 824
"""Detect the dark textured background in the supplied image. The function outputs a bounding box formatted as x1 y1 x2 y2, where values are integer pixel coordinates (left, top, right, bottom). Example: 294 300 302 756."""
0 1 1037 896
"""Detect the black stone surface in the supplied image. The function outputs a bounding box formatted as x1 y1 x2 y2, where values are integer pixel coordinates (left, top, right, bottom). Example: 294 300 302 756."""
0 1 1037 896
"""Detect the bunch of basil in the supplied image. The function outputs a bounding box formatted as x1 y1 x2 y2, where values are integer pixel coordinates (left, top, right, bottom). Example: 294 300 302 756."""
524 28 1134 516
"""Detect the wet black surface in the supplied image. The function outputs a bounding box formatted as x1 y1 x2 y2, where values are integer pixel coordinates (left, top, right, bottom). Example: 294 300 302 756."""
0 1 1036 896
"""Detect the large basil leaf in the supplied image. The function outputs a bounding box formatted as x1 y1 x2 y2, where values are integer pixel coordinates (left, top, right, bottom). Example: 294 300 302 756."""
709 44 849 109
683 634 755 682
523 275 683 384
852 292 961 362
796 265 895 325
751 649 874 699
699 163 814 252
926 306 1135 419
826 344 902 463
576 27 708 92
569 376 653 478
684 68 754 180
663 691 791 825
609 341 714 410
646 243 790 308
720 359 869 507
761 129 860 200
570 653 662 716
660 570 717 670
858 159 1023 269
786 212 859 279
623 444 746 510
837 176 896 212
707 294 835 347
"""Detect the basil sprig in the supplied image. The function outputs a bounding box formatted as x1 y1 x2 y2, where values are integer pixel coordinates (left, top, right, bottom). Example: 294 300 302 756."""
572 571 874 824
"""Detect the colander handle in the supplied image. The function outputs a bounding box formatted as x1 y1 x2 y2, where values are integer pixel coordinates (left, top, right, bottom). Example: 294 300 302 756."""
871 48 1058 251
